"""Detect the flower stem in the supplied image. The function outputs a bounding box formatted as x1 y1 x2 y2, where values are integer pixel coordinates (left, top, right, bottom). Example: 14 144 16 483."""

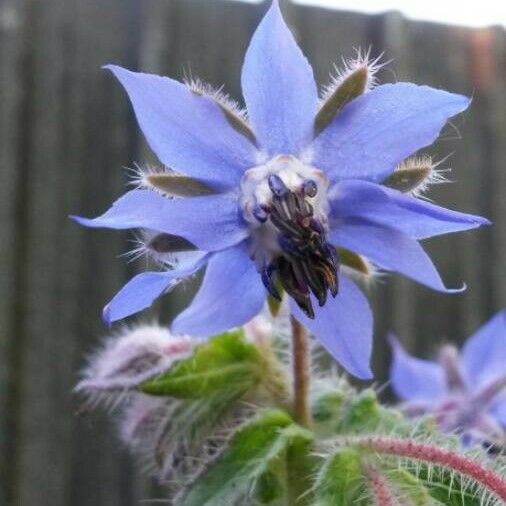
351 436 506 502
290 316 311 427
363 464 397 506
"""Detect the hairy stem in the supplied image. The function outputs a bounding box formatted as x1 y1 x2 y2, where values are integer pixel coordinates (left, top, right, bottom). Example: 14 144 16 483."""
364 464 398 506
351 436 506 502
290 317 311 427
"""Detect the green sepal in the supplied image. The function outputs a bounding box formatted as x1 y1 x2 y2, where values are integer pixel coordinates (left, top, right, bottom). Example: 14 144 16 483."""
311 390 345 439
141 330 261 398
146 173 215 197
383 163 432 193
387 468 435 505
337 247 371 276
178 409 313 506
314 65 368 136
315 448 364 506
334 389 401 434
267 276 284 317
220 105 257 146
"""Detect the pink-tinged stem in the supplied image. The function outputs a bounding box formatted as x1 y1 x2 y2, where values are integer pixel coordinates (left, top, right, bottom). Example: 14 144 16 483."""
353 436 506 501
290 317 311 427
364 464 398 506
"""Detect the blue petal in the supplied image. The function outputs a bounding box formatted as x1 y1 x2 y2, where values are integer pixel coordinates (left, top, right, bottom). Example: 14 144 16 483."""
289 275 373 379
171 243 266 337
461 310 506 389
329 180 490 239
103 257 206 324
105 65 257 190
312 83 470 184
490 394 506 427
329 218 463 292
241 0 318 155
71 190 248 252
389 334 446 403
382 187 490 238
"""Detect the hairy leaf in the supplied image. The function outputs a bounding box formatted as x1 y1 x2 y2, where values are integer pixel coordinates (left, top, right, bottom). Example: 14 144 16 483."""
178 410 313 506
141 331 261 398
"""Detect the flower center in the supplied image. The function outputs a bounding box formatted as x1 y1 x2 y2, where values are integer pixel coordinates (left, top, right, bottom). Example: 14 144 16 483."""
240 155 339 319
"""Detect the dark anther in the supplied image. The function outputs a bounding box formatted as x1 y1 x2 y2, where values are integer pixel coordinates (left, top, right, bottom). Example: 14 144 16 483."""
309 218 324 234
278 235 305 258
253 205 269 223
302 179 318 198
277 257 314 318
260 179 339 319
268 174 288 197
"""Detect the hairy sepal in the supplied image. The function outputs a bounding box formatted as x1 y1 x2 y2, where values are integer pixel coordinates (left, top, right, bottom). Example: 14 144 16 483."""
315 447 365 505
186 77 257 145
315 65 368 136
146 172 216 197
315 51 383 136
177 409 313 506
141 330 263 398
383 156 446 196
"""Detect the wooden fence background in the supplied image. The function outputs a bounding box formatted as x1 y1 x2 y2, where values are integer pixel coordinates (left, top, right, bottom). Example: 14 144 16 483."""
0 0 504 504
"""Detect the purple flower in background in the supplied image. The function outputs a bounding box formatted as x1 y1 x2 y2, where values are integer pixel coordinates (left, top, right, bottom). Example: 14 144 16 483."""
389 310 506 447
73 0 489 379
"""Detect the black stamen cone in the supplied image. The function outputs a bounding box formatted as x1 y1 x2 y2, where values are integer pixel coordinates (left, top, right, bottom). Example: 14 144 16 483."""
261 182 339 319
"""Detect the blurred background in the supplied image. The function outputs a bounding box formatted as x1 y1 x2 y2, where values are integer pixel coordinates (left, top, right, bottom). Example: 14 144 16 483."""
0 0 504 504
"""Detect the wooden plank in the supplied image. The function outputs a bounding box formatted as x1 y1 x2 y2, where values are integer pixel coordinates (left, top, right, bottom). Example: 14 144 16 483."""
65 0 145 504
12 0 69 503
489 29 506 309
0 0 24 504
8 0 140 504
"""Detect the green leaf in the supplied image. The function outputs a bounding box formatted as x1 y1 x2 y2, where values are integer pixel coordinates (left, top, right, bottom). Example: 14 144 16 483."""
254 469 283 504
142 331 262 398
315 448 364 506
416 466 483 506
178 410 313 506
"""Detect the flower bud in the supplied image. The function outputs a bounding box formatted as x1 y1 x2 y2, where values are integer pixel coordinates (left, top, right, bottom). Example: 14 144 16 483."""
75 324 194 409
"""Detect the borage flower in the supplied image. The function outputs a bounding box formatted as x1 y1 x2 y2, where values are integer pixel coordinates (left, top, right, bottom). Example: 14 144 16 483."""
73 0 488 379
389 310 506 447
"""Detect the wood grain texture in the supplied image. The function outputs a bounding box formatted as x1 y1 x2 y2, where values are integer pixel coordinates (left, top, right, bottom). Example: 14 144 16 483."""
0 0 504 504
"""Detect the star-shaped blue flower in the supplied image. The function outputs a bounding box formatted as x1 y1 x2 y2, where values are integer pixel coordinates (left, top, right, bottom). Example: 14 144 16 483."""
389 310 506 446
73 0 489 379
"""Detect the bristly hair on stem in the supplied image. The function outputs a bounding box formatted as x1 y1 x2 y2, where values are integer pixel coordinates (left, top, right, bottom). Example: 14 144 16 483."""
346 436 506 503
291 316 311 427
